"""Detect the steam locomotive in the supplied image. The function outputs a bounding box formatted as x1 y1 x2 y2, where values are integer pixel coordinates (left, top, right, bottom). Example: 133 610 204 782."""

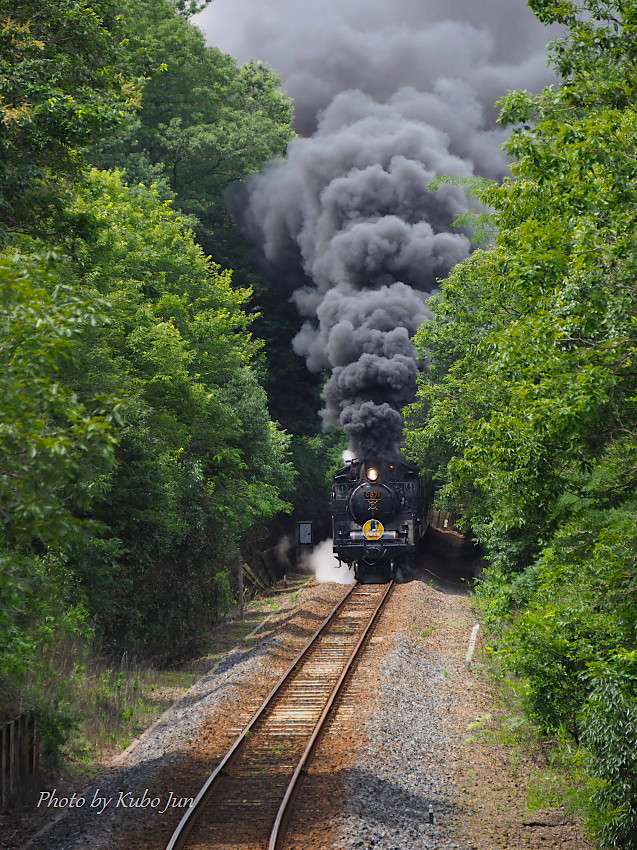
332 458 429 583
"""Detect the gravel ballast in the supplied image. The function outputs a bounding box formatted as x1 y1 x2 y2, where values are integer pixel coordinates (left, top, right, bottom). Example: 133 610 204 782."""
14 583 349 850
335 637 465 850
9 532 592 850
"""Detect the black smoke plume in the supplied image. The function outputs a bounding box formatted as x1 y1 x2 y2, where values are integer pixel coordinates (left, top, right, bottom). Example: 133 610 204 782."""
197 0 555 458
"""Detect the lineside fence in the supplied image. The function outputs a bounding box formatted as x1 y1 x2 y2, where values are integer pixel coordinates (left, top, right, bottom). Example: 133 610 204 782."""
1 712 40 810
428 508 459 531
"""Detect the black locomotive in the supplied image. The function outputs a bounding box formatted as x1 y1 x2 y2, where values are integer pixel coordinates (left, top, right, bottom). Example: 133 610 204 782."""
332 458 429 583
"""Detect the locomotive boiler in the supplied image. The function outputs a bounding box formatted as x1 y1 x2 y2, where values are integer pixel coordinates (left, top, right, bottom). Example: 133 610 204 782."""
332 458 429 583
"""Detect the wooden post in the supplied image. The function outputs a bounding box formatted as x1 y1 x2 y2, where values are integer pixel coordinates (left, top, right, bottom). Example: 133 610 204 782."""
9 718 17 801
238 561 244 621
1 722 8 810
32 717 40 774
20 714 27 787
466 624 480 669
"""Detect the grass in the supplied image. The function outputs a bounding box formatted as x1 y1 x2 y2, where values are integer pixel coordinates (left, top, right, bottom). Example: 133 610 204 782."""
58 577 311 771
419 621 442 639
60 650 185 767
461 664 591 822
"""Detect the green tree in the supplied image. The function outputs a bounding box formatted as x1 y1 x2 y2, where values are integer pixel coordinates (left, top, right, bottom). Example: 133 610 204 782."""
56 169 293 649
88 0 329 452
404 3 637 844
89 0 326 542
0 0 139 241
91 0 294 263
406 20 637 568
0 251 117 548
0 249 117 725
0 0 295 755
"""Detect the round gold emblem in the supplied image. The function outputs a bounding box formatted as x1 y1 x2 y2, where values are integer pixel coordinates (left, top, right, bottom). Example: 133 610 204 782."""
362 519 384 540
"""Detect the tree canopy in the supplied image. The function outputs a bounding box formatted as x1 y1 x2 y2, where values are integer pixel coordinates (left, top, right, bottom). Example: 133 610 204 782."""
90 0 294 263
405 2 637 844
0 0 296 742
0 0 139 241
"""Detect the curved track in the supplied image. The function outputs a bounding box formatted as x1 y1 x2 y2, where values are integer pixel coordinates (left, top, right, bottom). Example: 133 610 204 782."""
165 581 393 850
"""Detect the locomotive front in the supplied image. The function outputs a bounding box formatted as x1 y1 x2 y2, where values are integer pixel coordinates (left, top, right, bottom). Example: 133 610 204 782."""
332 458 426 582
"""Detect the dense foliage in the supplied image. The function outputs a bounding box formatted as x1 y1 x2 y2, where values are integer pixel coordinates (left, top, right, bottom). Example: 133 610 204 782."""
405 2 637 845
0 0 139 243
90 0 294 265
57 169 293 649
0 0 296 751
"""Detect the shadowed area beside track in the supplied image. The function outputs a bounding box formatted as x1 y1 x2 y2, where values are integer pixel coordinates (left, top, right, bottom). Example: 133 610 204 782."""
416 526 481 592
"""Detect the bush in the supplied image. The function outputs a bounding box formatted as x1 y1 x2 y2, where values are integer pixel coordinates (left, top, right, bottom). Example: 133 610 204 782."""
581 652 637 849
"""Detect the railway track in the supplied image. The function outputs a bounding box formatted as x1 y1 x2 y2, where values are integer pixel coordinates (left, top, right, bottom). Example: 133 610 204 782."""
165 581 393 850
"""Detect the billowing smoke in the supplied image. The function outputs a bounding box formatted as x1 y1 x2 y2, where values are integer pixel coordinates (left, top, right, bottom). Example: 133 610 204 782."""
242 88 487 456
300 538 355 585
197 0 556 458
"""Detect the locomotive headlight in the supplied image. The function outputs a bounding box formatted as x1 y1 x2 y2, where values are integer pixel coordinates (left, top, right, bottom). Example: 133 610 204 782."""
366 467 379 481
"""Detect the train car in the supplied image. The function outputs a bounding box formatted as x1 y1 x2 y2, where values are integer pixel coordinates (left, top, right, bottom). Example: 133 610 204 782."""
332 458 429 583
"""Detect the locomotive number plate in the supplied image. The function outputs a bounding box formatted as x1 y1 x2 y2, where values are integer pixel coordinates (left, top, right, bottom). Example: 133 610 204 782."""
364 489 382 510
362 519 384 540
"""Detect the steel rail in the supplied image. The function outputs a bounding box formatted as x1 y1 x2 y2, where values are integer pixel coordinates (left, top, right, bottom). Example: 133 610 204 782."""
165 581 392 850
268 580 393 850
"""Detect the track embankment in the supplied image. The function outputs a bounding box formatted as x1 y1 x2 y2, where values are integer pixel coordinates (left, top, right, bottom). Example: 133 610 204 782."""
166 582 391 850
14 531 591 850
